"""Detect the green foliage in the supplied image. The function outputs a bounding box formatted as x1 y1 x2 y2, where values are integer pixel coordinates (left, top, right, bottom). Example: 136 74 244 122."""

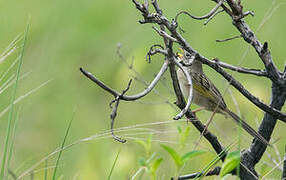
195 142 236 180
177 125 191 149
0 23 28 180
181 151 206 162
161 144 205 171
0 0 285 179
133 135 164 180
150 157 163 178
161 144 182 168
220 151 240 177
135 134 152 156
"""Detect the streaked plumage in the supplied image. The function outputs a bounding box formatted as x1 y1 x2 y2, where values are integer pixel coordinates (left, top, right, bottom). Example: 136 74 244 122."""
177 51 269 145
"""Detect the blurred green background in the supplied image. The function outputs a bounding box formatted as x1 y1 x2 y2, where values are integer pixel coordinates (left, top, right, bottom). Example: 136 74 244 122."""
0 0 285 179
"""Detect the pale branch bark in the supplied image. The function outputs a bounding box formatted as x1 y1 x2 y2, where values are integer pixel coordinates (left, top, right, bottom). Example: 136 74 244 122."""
131 0 286 122
212 58 268 77
169 62 226 162
172 58 193 120
175 0 224 21
109 79 133 143
152 26 178 42
146 44 167 63
165 38 226 162
130 0 286 179
81 0 285 178
216 0 282 84
204 9 224 25
80 61 168 142
79 60 168 101
196 54 286 123
155 20 226 161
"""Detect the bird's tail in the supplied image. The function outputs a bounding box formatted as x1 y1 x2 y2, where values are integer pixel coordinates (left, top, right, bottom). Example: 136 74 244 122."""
225 109 270 146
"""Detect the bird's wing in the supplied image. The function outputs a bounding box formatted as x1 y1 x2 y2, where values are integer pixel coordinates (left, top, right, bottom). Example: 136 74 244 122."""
191 72 227 110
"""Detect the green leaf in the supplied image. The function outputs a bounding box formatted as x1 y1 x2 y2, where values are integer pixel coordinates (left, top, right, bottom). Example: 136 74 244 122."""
135 140 148 151
138 157 146 166
150 158 163 175
220 151 240 177
146 134 152 154
195 142 236 180
135 134 152 155
181 150 205 163
177 126 182 134
179 126 190 148
161 144 182 168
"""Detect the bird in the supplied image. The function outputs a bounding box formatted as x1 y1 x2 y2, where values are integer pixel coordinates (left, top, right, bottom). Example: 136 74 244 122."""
176 50 269 146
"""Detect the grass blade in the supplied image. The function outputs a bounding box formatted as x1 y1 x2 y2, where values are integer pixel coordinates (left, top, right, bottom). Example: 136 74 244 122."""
0 22 29 180
107 148 121 180
52 109 75 180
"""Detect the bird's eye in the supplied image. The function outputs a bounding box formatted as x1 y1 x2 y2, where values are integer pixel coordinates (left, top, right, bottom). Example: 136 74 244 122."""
185 53 191 58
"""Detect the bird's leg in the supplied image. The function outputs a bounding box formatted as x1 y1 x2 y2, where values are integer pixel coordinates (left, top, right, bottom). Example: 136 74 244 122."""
193 111 217 150
192 107 205 114
204 111 217 132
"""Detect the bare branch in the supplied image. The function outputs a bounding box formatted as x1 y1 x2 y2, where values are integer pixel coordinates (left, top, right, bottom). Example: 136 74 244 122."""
109 79 133 143
152 26 178 42
204 9 224 25
221 1 282 84
146 44 167 63
80 60 169 101
151 0 162 15
216 35 242 42
175 0 224 22
212 58 268 77
110 98 125 143
195 55 286 122
176 166 221 179
172 58 193 120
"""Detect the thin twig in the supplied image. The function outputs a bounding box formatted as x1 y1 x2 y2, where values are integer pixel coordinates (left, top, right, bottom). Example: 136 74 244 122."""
176 166 221 179
110 80 133 143
216 35 242 42
80 60 169 101
146 44 166 63
212 58 269 77
175 0 224 22
204 9 224 25
173 58 193 120
152 26 178 42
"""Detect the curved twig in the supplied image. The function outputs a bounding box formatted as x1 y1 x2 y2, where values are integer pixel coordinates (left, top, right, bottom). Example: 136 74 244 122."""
80 60 169 101
152 26 178 42
109 79 133 143
204 9 224 25
175 0 224 22
146 44 166 63
131 2 286 121
173 58 193 120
